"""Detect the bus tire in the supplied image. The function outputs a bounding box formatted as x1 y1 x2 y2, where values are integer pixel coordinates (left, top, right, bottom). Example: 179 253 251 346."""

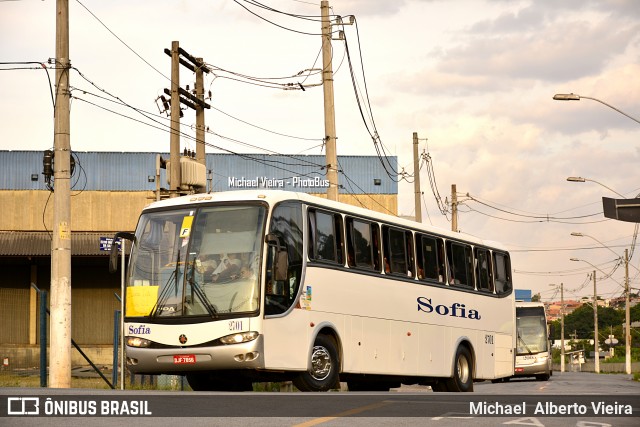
444 345 474 392
293 334 339 392
536 374 550 381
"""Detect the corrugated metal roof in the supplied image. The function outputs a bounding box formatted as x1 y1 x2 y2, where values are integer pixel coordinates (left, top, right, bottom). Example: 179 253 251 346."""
0 231 129 256
0 151 397 194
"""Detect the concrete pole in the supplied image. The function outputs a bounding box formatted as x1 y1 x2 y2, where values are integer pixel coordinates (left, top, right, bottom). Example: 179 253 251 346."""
624 249 631 374
50 0 72 388
170 41 181 198
321 0 338 201
593 271 599 373
195 57 206 192
451 184 458 232
560 282 565 373
413 132 421 223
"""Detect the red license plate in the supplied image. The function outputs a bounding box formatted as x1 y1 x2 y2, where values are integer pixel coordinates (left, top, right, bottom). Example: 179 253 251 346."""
173 354 196 364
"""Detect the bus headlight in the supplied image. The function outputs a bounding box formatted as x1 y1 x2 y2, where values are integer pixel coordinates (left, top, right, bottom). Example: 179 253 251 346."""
126 336 151 348
220 331 259 345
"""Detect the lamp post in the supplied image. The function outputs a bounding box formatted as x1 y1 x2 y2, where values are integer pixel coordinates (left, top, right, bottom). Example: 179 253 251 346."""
566 176 626 198
569 258 600 373
550 283 565 372
553 93 640 125
570 233 632 374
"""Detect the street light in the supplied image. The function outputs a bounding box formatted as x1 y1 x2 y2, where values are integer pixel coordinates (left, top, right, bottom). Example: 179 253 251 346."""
553 93 640 125
569 258 600 374
566 176 626 198
570 233 632 375
550 283 565 373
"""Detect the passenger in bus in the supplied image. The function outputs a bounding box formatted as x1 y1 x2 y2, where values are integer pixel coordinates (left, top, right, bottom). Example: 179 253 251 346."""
211 254 242 282
196 254 219 277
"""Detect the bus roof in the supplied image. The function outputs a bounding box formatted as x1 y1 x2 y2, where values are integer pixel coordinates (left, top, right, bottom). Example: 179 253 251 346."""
516 301 545 308
143 190 508 251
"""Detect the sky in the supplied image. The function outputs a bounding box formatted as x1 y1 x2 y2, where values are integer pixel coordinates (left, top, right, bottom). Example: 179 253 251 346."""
1 0 639 304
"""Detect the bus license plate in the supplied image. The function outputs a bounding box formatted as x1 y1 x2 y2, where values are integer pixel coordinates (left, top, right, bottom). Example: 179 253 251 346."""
173 354 196 364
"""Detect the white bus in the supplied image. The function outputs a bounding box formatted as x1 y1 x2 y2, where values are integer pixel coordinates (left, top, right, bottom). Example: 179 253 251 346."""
111 190 515 392
512 302 552 381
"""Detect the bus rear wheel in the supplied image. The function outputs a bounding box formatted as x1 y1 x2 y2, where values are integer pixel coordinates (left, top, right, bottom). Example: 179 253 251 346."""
293 334 339 392
443 345 474 392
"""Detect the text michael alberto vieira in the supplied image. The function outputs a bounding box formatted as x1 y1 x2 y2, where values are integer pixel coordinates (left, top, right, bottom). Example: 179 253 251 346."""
470 400 633 416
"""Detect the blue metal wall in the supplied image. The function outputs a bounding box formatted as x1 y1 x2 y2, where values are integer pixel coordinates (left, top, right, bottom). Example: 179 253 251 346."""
0 151 397 194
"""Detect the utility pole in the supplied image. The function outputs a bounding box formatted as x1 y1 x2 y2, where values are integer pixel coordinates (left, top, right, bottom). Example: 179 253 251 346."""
169 41 181 198
321 0 338 201
624 249 631 374
413 132 421 223
451 184 458 232
593 270 599 373
195 57 206 188
164 43 211 197
560 282 565 373
50 0 72 388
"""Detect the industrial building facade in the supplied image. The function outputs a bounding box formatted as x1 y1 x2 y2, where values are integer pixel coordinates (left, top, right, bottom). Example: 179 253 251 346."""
0 150 397 366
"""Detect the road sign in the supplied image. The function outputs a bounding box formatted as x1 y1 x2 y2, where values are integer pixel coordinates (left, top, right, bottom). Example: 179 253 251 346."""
602 197 640 223
100 237 122 252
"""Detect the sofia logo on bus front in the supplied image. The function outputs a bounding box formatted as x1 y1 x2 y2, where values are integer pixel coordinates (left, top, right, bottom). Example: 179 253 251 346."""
416 297 481 320
128 324 151 335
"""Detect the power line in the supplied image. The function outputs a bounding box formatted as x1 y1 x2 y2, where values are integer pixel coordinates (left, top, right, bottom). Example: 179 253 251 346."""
74 0 169 82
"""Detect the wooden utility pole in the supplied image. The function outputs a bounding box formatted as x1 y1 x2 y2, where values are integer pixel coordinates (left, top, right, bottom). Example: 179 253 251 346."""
593 271 599 373
169 41 181 198
451 184 458 232
413 132 421 223
321 0 338 201
50 0 72 388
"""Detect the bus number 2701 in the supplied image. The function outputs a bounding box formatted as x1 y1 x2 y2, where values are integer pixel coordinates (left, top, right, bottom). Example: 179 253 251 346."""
485 334 494 345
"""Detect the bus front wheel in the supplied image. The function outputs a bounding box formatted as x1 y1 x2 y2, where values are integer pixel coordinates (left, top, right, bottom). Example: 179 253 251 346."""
444 345 474 392
293 334 339 392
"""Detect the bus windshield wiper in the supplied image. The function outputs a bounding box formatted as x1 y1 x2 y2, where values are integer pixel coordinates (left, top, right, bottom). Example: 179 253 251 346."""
517 333 533 354
188 277 218 319
150 250 181 318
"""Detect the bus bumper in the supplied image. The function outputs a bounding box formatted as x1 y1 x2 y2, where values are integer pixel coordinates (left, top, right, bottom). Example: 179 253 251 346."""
125 334 265 374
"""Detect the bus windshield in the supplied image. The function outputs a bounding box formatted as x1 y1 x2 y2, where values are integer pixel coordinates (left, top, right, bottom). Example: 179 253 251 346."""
516 308 548 355
126 204 266 319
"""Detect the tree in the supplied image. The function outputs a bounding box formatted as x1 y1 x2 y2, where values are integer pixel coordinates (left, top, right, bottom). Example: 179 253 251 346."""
531 293 541 302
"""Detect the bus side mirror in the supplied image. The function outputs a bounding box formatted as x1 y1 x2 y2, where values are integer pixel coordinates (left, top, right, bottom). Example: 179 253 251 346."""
109 232 135 273
265 233 289 282
275 249 289 281
548 323 555 340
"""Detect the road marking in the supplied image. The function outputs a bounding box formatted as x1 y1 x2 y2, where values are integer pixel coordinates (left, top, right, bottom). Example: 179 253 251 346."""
292 401 393 427
431 411 473 420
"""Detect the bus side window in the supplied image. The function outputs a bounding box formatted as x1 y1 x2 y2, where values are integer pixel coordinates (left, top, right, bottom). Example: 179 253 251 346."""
383 226 409 276
346 217 376 270
474 248 493 292
446 241 473 287
493 251 512 295
417 234 445 283
308 209 343 265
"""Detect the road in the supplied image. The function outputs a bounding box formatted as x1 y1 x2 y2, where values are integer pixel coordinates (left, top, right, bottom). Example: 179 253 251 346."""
1 371 639 426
